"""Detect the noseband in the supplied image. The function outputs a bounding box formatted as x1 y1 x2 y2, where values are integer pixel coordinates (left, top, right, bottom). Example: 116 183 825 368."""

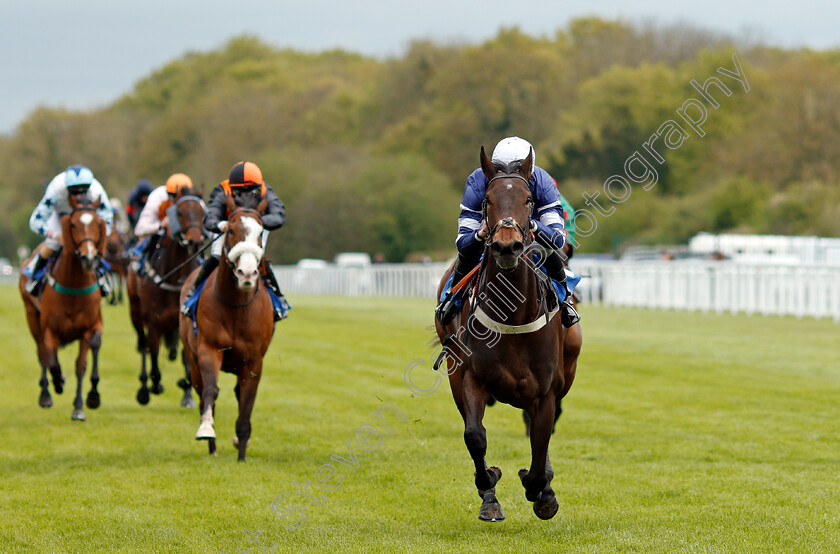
481 174 534 244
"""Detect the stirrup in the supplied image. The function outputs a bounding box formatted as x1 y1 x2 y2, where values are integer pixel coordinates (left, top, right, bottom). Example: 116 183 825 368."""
25 277 42 295
436 292 462 325
560 299 580 328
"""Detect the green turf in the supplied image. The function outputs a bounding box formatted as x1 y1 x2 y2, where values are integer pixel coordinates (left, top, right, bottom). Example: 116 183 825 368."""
1 286 839 553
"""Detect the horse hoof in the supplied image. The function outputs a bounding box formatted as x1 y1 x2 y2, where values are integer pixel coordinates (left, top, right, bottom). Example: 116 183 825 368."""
181 396 196 409
533 491 559 520
196 422 216 440
71 409 86 421
136 388 150 405
39 394 53 408
86 392 101 409
478 494 505 522
151 382 164 395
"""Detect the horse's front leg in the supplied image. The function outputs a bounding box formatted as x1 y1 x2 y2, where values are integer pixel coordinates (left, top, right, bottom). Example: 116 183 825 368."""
85 329 102 409
519 394 559 520
148 327 164 396
37 344 53 408
71 335 91 421
195 343 221 456
233 361 263 462
462 372 504 522
42 329 64 396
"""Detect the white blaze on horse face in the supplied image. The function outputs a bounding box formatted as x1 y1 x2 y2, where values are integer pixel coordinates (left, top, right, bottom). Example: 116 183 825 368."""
76 213 98 262
227 216 264 289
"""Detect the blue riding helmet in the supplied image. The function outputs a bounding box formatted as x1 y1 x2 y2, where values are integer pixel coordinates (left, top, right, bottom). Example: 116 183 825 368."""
65 165 95 188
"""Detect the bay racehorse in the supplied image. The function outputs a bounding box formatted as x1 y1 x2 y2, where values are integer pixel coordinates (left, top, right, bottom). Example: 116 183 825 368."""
19 196 107 421
127 187 205 408
179 195 274 460
104 225 129 305
434 147 582 521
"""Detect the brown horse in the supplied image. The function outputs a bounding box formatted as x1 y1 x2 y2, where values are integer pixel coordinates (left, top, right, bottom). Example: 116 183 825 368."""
179 196 274 461
104 226 129 305
434 147 582 521
19 196 107 421
127 188 205 408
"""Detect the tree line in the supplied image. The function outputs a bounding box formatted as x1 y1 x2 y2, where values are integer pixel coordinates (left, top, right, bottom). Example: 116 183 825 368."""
1 17 838 263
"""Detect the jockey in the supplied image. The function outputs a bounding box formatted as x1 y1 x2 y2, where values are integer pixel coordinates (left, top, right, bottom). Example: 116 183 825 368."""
132 173 195 264
436 137 580 327
182 161 289 321
126 179 153 231
24 165 114 294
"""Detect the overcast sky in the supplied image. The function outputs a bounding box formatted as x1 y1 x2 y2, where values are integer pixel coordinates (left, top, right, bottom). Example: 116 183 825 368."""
1 0 836 135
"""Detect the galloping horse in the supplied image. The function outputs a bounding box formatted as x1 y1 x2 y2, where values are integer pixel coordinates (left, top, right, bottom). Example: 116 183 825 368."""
127 187 205 408
434 147 582 521
19 196 107 421
104 225 129 305
179 195 274 461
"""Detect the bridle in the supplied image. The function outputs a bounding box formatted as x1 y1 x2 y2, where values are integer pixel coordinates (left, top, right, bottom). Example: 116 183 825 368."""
221 207 264 268
173 195 205 247
481 174 535 244
68 206 103 259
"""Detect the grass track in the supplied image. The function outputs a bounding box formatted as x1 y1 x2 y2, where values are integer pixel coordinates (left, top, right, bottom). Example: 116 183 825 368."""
1 286 839 552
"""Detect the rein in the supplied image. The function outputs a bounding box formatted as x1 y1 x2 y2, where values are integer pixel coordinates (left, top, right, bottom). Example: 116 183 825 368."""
470 173 556 335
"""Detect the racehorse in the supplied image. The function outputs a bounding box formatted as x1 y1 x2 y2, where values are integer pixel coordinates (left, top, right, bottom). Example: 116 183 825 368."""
127 188 205 408
179 195 274 461
19 196 107 421
434 147 582 521
104 226 129 305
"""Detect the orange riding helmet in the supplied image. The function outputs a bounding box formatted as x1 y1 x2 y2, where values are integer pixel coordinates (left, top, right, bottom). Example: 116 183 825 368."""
165 173 193 194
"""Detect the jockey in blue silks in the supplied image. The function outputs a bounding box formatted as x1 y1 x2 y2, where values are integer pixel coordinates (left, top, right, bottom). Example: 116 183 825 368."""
436 136 580 328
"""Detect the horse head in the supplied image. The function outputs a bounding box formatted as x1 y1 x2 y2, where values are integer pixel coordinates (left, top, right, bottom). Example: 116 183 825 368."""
223 195 267 291
172 187 206 251
480 146 535 272
63 196 106 272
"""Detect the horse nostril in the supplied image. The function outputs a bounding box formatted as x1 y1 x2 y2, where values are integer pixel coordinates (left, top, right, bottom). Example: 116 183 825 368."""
512 241 525 257
490 242 502 256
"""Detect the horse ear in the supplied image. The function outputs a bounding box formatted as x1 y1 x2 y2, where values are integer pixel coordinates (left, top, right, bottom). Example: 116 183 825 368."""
519 148 534 180
225 192 237 214
256 195 269 215
480 146 496 180
93 198 102 210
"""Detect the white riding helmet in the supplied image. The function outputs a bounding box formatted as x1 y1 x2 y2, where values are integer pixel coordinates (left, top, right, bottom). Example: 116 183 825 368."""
64 165 95 188
491 136 534 167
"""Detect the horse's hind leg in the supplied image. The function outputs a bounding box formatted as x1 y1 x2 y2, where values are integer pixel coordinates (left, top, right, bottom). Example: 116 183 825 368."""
461 373 504 522
71 337 91 421
178 350 195 409
519 395 559 520
86 330 102 409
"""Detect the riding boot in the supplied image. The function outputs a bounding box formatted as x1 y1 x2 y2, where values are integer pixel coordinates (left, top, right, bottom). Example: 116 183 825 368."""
24 253 48 294
261 262 290 321
435 257 473 325
544 250 580 328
